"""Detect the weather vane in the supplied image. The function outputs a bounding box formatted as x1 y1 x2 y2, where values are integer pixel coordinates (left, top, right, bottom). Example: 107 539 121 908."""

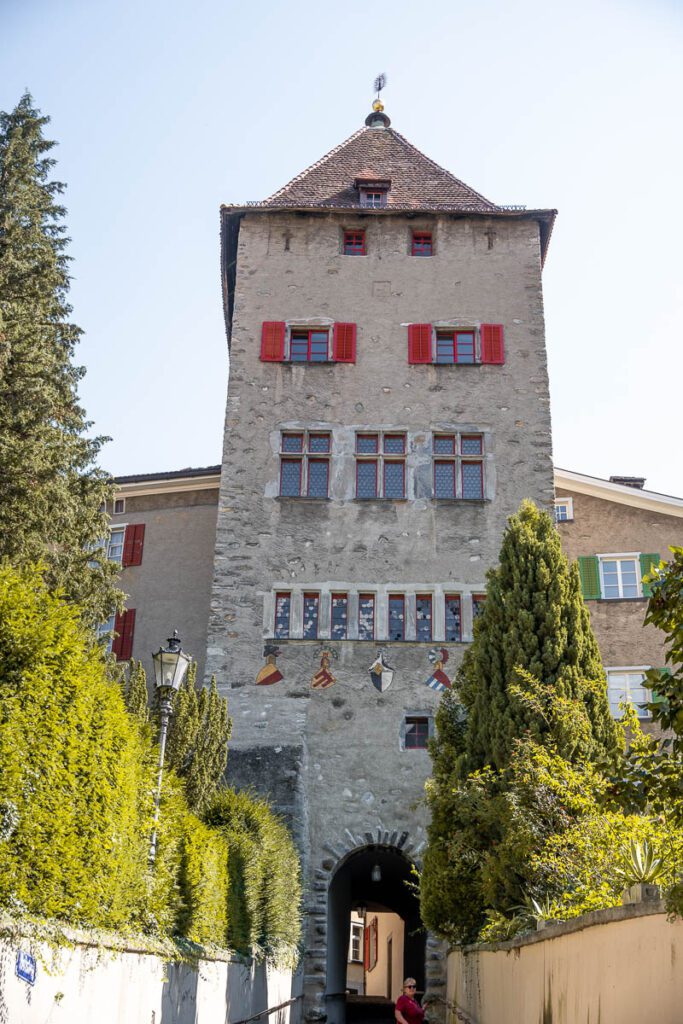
373 73 387 112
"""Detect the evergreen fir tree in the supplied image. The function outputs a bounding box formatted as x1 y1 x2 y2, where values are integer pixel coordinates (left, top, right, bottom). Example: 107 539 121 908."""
125 660 149 725
160 661 232 814
0 93 120 624
460 499 619 771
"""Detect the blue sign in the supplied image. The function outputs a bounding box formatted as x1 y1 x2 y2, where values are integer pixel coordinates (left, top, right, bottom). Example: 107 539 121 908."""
16 949 36 985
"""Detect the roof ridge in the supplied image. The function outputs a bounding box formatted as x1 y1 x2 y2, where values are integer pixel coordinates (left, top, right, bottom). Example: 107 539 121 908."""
263 126 368 204
386 128 497 210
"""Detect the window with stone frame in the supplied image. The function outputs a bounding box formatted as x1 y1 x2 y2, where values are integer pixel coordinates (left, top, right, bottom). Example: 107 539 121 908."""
343 230 366 255
433 433 484 500
355 432 406 499
274 592 291 638
411 231 433 256
290 328 330 363
445 594 462 641
358 594 375 640
279 431 331 498
388 594 405 641
472 593 487 620
331 593 348 640
408 323 504 365
404 716 430 749
303 592 320 639
416 594 433 642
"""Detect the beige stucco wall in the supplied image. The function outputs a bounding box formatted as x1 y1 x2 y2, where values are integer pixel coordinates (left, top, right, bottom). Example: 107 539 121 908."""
556 489 683 668
365 911 405 1001
111 487 219 682
447 904 683 1024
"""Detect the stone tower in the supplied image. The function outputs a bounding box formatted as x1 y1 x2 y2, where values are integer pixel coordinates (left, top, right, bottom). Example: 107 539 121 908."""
207 100 556 1023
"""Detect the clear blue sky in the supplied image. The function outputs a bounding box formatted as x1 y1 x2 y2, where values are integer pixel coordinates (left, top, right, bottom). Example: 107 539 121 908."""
3 0 682 494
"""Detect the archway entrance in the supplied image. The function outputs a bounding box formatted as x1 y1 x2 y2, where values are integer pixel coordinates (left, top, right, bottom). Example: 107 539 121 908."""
326 846 426 1024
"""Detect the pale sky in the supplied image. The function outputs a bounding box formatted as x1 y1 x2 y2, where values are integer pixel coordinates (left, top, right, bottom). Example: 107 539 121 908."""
3 0 682 494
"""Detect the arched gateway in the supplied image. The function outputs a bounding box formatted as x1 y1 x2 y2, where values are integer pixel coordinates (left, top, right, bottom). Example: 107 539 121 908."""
302 832 446 1024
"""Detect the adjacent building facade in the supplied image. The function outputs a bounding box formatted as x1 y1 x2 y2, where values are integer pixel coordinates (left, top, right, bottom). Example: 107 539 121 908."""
555 469 683 725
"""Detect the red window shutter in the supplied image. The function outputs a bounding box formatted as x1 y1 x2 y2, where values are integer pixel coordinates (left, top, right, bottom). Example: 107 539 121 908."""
122 524 145 567
111 612 125 659
363 926 370 969
333 322 357 363
408 324 432 364
481 324 505 364
260 321 286 362
118 610 135 659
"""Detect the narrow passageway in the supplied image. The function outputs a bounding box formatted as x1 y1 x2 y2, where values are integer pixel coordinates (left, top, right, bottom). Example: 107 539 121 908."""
326 846 426 1024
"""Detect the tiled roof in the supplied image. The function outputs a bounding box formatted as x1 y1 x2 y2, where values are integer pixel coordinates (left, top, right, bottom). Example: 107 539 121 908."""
262 126 498 213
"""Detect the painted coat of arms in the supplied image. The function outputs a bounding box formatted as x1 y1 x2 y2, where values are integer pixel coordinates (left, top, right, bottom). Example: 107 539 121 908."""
425 647 452 692
256 644 283 686
311 649 336 690
369 651 394 692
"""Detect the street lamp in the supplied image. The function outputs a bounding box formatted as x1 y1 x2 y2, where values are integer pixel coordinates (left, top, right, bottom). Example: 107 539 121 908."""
148 630 192 865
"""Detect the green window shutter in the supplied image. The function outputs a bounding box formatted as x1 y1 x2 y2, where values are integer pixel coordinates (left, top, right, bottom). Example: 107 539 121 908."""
578 556 601 600
639 553 660 597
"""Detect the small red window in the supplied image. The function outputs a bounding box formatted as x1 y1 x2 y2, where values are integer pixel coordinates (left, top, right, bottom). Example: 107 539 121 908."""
412 232 433 257
343 230 366 256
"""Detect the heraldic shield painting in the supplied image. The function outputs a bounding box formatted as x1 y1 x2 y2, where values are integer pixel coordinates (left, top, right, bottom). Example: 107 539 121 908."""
311 649 336 689
425 647 452 692
256 644 283 685
369 651 394 692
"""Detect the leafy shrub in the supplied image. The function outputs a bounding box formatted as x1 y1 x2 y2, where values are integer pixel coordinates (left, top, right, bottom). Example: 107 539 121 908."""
206 787 301 964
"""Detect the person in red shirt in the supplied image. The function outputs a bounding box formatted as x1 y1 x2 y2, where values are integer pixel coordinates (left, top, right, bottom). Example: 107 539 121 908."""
395 978 425 1024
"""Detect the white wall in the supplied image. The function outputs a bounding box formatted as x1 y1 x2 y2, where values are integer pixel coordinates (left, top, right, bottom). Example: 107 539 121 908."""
0 925 293 1024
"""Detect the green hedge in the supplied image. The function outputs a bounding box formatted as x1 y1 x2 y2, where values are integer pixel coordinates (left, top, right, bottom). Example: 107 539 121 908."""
0 564 151 929
206 787 301 962
0 563 299 957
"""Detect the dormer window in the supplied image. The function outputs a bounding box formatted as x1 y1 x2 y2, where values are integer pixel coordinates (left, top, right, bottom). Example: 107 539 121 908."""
361 190 386 208
355 178 390 208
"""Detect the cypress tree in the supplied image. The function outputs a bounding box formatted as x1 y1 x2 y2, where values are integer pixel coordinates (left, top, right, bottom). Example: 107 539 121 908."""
0 93 119 624
159 661 232 814
421 500 620 942
460 499 619 771
125 660 149 725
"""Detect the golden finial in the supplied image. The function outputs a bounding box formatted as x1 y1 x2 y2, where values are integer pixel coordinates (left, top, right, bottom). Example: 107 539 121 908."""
366 73 390 127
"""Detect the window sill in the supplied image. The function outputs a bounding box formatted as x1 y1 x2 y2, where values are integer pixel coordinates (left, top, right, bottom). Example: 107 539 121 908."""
432 498 489 504
276 496 331 502
596 597 647 604
353 497 408 503
264 636 469 644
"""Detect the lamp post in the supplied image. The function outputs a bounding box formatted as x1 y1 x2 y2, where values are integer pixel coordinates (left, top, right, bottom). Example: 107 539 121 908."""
149 630 192 865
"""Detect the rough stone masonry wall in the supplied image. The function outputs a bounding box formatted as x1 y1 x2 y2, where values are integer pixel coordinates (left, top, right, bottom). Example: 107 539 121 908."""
206 209 554 1019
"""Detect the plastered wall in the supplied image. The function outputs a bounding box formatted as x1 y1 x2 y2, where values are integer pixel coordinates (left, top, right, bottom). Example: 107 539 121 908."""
447 904 683 1024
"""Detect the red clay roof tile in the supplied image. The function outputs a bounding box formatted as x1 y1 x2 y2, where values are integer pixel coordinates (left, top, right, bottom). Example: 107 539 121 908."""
261 126 498 212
